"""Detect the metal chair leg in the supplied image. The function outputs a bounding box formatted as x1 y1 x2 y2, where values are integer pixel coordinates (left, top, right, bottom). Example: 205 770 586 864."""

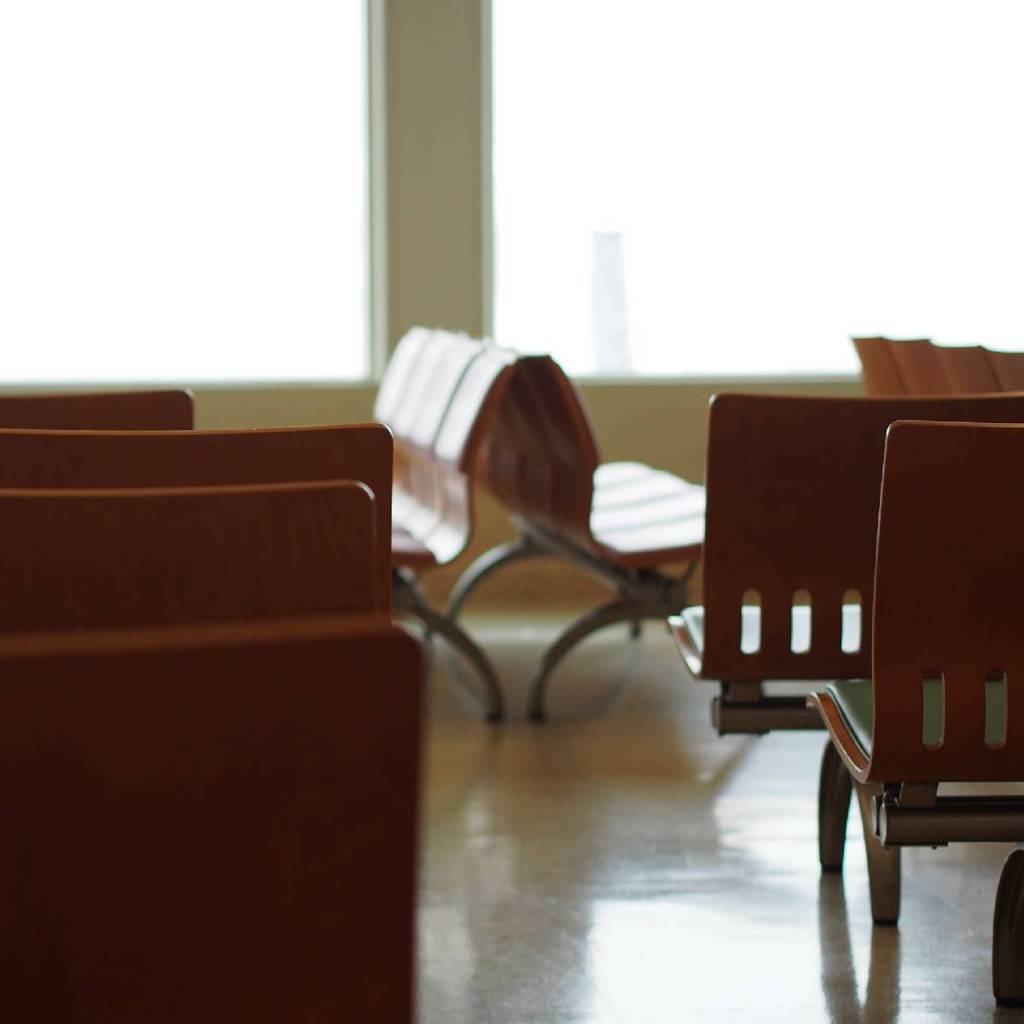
393 570 505 722
993 848 1024 1005
447 535 545 620
527 597 651 722
855 782 901 925
819 740 853 872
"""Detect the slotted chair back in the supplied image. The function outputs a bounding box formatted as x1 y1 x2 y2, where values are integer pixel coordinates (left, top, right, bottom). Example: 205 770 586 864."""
886 339 951 394
867 421 1024 782
377 329 517 565
477 355 600 548
0 615 420 1021
987 349 1024 391
701 393 1024 684
0 390 193 429
932 345 1000 393
851 337 907 395
0 482 379 631
0 424 392 608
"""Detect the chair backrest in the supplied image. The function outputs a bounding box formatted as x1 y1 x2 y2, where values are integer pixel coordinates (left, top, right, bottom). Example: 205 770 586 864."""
701 392 1024 683
0 615 420 1021
986 348 1024 391
476 355 601 545
0 390 193 429
851 337 907 395
932 344 1000 393
0 482 380 630
0 424 392 607
376 328 517 564
886 338 952 394
869 421 1024 783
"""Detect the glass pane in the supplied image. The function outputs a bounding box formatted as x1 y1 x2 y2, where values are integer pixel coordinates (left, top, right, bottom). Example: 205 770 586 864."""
0 1 367 381
493 1 1024 377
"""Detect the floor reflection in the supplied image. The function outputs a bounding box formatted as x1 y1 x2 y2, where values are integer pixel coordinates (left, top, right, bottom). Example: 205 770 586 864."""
418 612 1024 1023
819 874 900 1022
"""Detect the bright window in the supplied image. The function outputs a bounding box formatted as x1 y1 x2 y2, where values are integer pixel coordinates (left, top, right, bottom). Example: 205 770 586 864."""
493 1 1024 376
0 1 367 382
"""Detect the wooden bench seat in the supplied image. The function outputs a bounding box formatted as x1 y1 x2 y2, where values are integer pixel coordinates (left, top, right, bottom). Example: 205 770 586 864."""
374 328 518 720
808 420 1024 1003
447 352 704 719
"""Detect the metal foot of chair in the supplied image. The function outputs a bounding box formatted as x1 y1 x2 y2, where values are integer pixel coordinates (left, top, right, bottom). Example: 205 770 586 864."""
993 848 1024 1005
819 740 853 872
855 782 901 925
393 570 505 722
527 598 650 722
447 535 545 620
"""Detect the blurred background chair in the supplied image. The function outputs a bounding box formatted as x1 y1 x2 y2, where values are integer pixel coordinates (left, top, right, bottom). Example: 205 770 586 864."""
374 328 519 720
449 352 704 721
0 389 193 429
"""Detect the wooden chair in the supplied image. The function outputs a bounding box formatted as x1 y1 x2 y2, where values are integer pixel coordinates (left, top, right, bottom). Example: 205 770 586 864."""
932 344 1000 393
986 348 1024 391
375 328 518 719
0 482 380 629
670 392 1024 733
809 420 1024 1005
885 338 952 394
449 354 705 720
0 423 393 611
669 392 1024 930
0 614 420 1022
0 389 193 429
851 337 909 395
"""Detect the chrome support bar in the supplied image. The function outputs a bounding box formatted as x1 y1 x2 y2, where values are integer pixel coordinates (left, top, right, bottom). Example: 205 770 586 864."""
878 796 1024 847
713 683 823 735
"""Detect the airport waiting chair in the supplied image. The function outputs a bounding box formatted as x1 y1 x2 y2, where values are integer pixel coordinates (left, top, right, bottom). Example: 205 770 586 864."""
0 389 193 429
374 328 518 720
0 424 393 611
0 615 420 1022
810 420 1024 1005
884 338 952 394
854 337 1006 396
450 353 705 720
0 482 379 631
671 392 1024 734
668 393 1024 920
851 337 909 395
932 344 1000 393
987 349 1024 391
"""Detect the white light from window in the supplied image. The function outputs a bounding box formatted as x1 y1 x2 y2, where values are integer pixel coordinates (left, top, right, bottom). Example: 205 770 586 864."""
494 1 1024 377
0 1 367 382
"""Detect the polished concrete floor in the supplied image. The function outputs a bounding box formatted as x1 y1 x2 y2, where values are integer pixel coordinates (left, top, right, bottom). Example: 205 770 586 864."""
418 612 1024 1023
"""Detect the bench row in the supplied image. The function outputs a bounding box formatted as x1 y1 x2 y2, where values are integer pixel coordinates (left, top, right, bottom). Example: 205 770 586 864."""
671 389 1024 1006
